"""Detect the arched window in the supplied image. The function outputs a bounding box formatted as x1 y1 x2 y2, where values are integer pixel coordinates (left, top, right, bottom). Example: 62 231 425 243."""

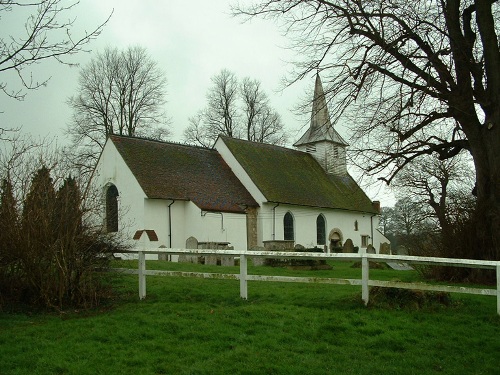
283 212 294 241
106 184 119 233
316 214 326 245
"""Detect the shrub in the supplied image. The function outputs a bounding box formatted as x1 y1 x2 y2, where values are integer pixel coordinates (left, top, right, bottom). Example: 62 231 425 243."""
0 169 123 311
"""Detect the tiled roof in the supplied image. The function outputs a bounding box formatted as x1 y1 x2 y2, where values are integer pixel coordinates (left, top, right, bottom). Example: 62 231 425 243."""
220 136 377 213
109 135 258 213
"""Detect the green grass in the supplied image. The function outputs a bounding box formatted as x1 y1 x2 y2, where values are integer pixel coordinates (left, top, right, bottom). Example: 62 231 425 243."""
1 261 499 374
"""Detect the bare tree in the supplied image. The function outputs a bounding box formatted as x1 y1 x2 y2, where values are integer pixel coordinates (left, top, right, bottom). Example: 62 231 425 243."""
0 0 109 138
205 69 240 140
184 111 213 148
235 1 500 259
67 46 170 176
184 69 288 147
393 155 475 233
241 77 288 145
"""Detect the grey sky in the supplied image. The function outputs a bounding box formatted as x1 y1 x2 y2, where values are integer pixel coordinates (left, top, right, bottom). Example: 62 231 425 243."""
0 0 395 206
1 0 310 141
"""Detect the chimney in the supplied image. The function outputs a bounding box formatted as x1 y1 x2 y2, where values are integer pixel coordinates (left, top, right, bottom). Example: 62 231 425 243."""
372 200 381 214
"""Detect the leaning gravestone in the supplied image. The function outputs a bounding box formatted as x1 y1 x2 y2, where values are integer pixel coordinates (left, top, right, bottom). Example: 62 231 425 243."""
343 238 354 253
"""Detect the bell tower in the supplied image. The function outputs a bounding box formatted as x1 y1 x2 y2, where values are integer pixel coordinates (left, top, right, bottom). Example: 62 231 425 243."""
294 74 348 175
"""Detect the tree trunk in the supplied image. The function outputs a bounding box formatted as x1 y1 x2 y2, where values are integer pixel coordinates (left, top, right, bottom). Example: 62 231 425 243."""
470 123 500 260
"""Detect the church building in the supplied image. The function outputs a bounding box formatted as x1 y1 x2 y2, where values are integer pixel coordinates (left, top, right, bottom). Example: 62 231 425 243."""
92 75 389 254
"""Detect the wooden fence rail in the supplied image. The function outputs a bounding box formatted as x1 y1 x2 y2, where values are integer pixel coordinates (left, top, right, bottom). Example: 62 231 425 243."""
113 249 500 315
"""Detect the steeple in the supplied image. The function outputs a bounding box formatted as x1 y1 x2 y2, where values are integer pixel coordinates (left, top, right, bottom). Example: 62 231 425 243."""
294 73 348 175
310 74 332 132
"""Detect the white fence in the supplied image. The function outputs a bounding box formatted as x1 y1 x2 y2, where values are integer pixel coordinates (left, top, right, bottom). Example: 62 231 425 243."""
113 248 500 315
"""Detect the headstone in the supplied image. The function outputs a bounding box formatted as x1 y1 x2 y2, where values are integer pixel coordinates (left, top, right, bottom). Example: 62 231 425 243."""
179 236 199 263
158 245 168 261
366 244 376 254
202 242 218 265
343 238 354 253
397 245 409 255
379 242 391 255
221 245 235 266
250 246 265 266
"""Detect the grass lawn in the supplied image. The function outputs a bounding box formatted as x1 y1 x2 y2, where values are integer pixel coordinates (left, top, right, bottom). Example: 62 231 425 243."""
1 261 499 374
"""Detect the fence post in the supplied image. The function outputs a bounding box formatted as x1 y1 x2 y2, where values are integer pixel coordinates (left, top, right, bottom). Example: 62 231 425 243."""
240 253 248 299
138 250 146 300
497 264 500 316
362 254 369 306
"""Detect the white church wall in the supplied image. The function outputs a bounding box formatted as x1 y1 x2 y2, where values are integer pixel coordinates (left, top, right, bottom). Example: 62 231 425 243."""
183 203 248 250
258 203 382 252
93 141 147 245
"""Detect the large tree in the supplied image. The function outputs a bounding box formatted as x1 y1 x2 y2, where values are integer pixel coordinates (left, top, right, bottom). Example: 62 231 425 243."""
0 0 109 137
235 0 500 259
67 46 170 176
184 69 288 147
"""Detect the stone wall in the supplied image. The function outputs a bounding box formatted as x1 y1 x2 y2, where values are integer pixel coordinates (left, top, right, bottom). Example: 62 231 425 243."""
246 207 258 250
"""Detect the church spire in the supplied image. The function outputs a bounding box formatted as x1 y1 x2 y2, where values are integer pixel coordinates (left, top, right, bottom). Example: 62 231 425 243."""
310 74 332 132
294 73 348 176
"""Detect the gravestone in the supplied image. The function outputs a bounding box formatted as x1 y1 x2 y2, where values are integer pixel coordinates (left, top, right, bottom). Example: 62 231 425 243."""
366 244 376 254
343 238 354 253
201 242 218 265
397 245 409 255
158 245 168 261
379 242 391 255
179 236 199 263
250 246 265 266
221 245 235 266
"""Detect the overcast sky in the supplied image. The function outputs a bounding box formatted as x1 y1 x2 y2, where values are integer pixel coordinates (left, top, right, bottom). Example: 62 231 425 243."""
1 0 311 142
0 0 395 205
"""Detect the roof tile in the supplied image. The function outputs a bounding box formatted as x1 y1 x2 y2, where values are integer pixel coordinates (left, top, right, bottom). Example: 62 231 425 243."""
109 135 258 213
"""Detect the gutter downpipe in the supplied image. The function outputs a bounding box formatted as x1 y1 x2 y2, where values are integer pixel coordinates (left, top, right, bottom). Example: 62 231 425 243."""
168 200 175 261
272 203 280 240
370 213 377 249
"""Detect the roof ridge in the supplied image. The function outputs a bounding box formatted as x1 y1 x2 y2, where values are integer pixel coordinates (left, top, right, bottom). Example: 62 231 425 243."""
219 135 300 154
109 134 214 152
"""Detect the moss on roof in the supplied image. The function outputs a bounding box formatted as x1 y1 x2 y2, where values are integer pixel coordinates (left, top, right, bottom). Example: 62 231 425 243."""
109 135 258 213
220 136 377 213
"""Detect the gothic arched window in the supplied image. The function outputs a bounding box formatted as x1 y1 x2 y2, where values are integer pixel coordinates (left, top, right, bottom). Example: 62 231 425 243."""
106 184 119 233
317 214 326 245
284 212 294 241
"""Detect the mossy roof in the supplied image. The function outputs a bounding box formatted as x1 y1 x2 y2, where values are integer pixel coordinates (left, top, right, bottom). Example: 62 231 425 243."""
109 135 258 213
220 136 377 213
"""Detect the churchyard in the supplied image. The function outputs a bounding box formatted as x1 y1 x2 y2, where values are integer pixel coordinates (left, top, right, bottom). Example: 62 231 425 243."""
1 260 499 375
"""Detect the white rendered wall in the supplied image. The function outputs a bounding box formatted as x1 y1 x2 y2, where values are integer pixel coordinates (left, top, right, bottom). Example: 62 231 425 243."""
258 203 385 252
93 141 147 246
183 202 248 250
